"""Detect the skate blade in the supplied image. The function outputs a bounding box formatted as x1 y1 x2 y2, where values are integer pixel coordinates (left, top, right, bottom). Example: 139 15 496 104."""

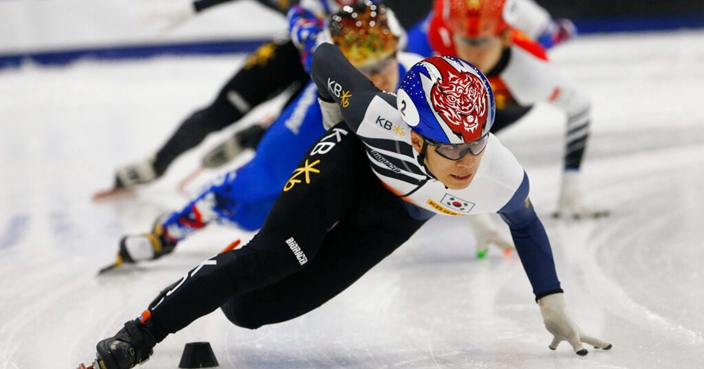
97 255 124 275
97 262 122 275
92 187 136 201
97 240 238 275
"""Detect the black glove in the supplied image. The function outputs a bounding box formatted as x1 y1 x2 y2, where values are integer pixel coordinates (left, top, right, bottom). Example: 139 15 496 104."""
95 319 157 369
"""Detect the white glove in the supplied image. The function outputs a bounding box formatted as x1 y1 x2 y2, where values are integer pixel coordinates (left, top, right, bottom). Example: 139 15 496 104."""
538 293 612 355
139 0 197 33
468 213 514 258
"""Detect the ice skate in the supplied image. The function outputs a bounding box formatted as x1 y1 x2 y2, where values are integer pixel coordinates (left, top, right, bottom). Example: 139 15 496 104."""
201 124 268 169
176 128 248 195
552 192 610 219
92 319 157 369
93 157 159 201
177 124 269 194
552 171 609 219
98 216 176 274
200 132 246 170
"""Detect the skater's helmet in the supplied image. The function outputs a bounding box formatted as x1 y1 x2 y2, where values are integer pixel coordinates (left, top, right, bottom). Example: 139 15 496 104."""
396 55 495 158
442 0 509 38
328 1 399 68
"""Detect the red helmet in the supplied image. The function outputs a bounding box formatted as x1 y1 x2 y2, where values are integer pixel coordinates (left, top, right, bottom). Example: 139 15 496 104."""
442 0 508 38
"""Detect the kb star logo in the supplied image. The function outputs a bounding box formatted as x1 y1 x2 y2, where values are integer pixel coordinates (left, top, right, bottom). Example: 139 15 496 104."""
284 159 321 191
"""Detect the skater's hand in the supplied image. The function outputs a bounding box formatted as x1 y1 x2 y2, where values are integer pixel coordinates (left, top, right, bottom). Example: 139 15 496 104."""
287 5 325 72
538 293 612 355
537 18 577 49
140 0 196 33
468 214 514 259
287 5 324 50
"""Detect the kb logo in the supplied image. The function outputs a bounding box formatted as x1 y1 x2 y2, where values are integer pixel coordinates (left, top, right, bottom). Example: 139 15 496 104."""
375 116 393 130
283 128 349 192
284 159 321 192
327 78 352 107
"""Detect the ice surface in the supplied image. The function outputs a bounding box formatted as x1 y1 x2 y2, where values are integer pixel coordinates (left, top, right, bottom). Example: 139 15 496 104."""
1 30 704 368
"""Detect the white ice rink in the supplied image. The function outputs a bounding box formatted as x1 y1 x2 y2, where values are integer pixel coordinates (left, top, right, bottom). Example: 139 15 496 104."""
1 30 704 368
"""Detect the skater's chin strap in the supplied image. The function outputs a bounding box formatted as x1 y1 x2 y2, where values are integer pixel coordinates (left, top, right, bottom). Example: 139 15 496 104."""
417 140 441 184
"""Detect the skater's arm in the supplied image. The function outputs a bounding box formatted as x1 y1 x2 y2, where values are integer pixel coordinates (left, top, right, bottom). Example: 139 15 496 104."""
310 43 384 133
498 173 562 300
504 0 553 40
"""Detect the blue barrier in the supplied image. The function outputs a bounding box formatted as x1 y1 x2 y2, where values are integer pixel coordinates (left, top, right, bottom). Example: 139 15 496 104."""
1 13 703 70
575 14 704 34
0 38 267 69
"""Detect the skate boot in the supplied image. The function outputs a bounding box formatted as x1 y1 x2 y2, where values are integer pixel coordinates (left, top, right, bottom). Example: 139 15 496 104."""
553 193 610 219
201 125 267 169
99 216 176 274
94 319 157 369
115 157 159 189
552 170 609 219
118 218 177 264
93 157 161 200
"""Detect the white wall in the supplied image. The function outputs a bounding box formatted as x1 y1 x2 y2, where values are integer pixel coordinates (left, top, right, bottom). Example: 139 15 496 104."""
0 0 287 55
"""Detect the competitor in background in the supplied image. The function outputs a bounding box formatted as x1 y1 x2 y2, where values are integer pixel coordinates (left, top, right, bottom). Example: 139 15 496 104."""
426 0 605 218
96 0 574 197
405 0 576 56
103 1 511 273
80 40 610 369
93 0 352 198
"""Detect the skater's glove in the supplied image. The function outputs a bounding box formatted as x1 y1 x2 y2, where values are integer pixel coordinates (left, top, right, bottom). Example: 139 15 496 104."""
468 214 514 259
288 5 324 50
537 18 577 49
140 0 196 33
287 5 325 73
95 319 157 369
538 293 612 355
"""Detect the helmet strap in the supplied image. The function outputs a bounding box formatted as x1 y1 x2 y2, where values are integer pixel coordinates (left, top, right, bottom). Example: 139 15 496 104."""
418 140 439 181
419 139 429 159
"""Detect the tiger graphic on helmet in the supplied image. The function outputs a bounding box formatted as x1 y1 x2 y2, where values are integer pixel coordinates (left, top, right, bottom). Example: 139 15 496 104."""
425 57 489 142
397 55 495 144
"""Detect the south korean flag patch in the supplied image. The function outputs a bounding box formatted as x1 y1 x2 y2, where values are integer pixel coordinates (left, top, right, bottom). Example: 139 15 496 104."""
441 194 475 214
